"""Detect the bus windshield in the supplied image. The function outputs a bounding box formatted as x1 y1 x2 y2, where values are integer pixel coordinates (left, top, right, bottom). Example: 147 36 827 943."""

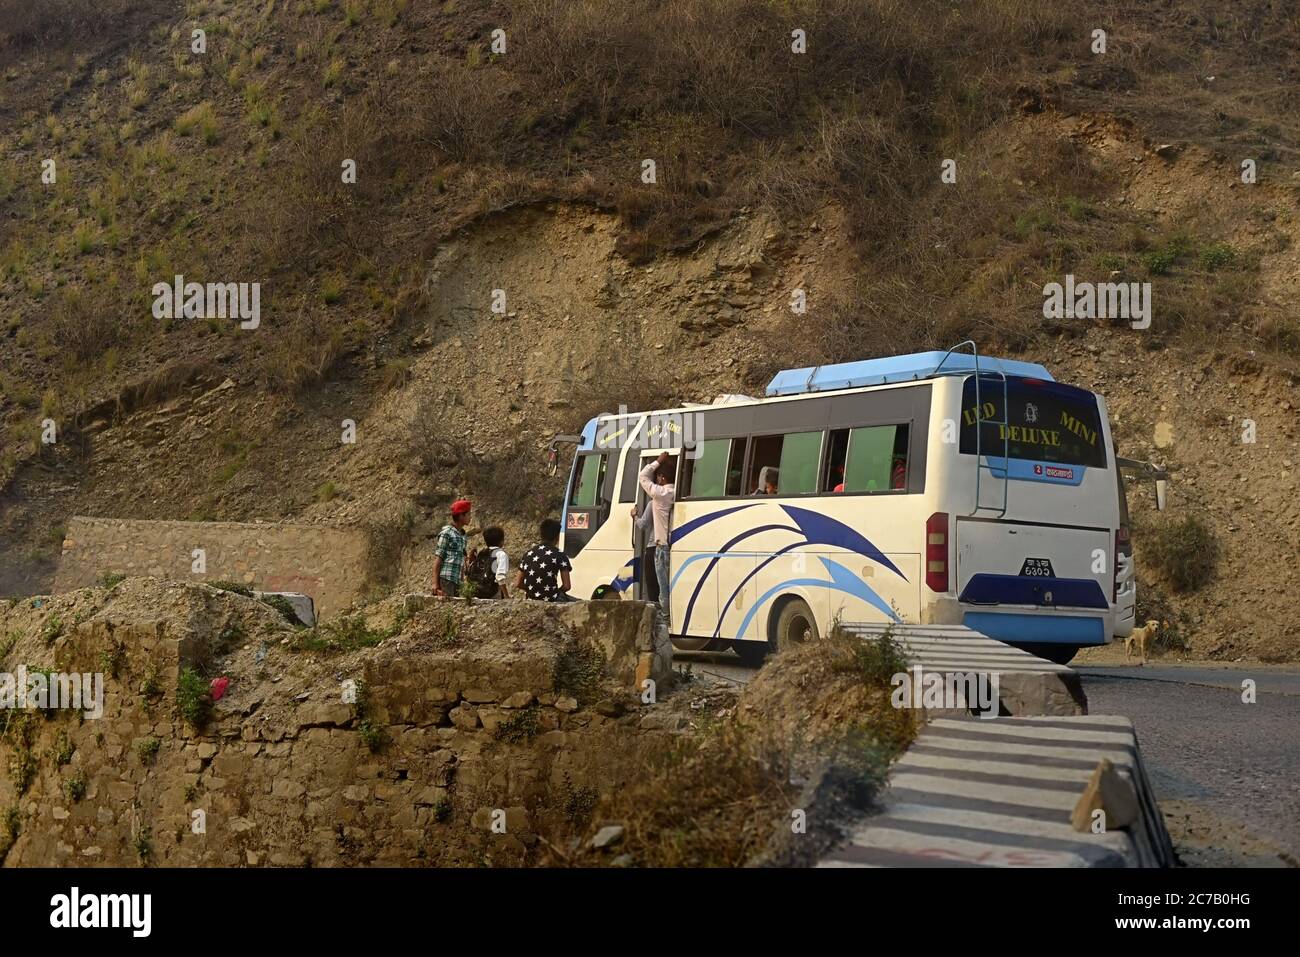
960 375 1107 468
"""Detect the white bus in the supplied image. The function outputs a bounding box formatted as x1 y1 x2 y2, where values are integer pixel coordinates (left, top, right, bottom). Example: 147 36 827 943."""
557 345 1139 665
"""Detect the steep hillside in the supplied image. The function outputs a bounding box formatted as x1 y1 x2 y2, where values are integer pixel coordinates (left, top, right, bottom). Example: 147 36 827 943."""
1 0 1299 658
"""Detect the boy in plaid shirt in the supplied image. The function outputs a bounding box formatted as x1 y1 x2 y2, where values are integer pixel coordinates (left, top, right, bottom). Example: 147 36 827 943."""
432 499 473 597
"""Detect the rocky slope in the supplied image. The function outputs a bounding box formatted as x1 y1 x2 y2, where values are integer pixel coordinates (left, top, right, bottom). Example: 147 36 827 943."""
1 0 1298 660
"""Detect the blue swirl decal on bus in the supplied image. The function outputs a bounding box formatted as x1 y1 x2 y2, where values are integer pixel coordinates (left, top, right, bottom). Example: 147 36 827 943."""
735 557 901 637
664 503 907 634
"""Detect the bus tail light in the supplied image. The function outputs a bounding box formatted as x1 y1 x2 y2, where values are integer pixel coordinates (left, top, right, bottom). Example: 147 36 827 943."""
926 512 949 593
1113 524 1131 601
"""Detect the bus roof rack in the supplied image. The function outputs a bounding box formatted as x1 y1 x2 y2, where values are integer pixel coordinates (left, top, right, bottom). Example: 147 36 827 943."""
765 351 1054 397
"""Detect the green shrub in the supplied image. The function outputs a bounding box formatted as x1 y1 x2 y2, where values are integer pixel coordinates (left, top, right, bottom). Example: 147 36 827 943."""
1063 196 1091 220
136 736 161 763
431 612 461 649
176 667 212 728
552 640 605 704
292 615 396 653
357 719 387 752
349 678 387 751
50 730 73 766
140 664 163 704
1142 248 1176 275
1198 242 1236 272
4 713 38 794
64 769 87 803
1134 582 1191 653
827 620 908 686
0 805 19 857
494 705 540 743
41 614 64 646
555 770 598 827
99 642 125 679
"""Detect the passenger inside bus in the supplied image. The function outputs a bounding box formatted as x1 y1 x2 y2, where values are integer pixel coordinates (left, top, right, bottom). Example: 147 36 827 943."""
753 466 779 494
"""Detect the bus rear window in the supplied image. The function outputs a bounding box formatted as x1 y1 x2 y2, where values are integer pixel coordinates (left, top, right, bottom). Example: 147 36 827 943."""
960 376 1107 468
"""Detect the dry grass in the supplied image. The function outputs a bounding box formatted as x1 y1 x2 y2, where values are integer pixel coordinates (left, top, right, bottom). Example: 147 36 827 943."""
45 284 138 368
0 0 159 54
1139 511 1219 593
546 626 917 867
258 310 354 394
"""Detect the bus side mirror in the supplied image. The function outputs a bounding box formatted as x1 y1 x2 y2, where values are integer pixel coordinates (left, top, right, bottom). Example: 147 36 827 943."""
1155 479 1168 512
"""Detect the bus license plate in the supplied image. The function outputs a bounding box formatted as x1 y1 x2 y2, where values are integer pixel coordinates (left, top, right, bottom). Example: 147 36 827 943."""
1020 557 1054 577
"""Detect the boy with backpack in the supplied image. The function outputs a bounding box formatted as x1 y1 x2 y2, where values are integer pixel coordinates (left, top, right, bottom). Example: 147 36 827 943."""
465 526 510 599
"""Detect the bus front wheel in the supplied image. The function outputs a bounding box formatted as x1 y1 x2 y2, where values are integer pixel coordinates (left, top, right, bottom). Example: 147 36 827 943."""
773 598 819 654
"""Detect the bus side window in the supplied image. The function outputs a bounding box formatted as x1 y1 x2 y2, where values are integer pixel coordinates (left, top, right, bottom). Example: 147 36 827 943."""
682 438 730 497
776 430 822 494
841 425 910 492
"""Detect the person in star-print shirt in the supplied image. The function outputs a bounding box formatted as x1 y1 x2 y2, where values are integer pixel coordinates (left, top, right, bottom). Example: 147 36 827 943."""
513 518 575 602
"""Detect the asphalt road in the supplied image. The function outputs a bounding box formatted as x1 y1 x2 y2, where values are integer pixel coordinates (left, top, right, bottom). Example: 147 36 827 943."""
675 649 1300 865
1078 664 1300 865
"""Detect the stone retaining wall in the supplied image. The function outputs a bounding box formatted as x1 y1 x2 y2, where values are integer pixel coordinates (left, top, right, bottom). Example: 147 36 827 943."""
0 580 671 867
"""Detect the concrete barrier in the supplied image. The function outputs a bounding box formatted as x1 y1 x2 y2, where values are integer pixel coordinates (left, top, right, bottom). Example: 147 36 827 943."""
843 622 1087 717
818 715 1176 868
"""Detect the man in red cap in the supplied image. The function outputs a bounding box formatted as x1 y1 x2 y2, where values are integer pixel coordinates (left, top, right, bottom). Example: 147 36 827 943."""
432 499 473 598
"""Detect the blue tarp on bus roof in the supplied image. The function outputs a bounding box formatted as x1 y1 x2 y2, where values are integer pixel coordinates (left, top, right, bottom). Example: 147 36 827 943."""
764 351 1054 396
